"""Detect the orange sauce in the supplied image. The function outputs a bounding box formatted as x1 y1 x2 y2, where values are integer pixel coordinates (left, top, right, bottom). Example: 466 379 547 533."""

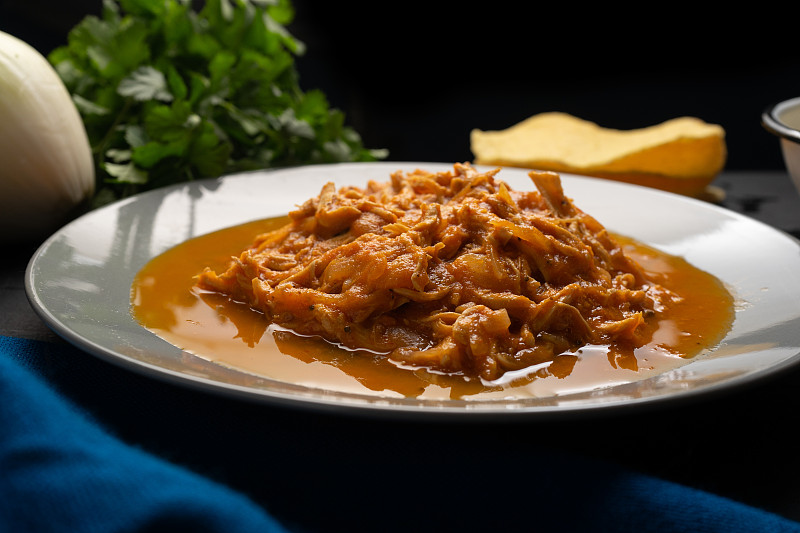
131 217 735 400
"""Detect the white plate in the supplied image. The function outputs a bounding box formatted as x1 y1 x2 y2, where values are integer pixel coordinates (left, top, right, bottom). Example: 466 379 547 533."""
25 162 800 418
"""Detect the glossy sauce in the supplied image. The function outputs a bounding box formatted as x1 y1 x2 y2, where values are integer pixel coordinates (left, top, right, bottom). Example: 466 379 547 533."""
131 217 735 400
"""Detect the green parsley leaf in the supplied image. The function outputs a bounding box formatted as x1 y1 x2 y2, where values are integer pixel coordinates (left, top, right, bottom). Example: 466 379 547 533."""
49 0 386 205
117 66 173 102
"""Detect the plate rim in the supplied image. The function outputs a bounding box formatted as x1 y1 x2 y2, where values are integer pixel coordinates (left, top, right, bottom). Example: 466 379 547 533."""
24 161 800 419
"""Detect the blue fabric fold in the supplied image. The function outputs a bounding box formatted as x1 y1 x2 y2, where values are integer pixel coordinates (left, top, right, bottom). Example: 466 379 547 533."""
0 336 290 533
2 334 800 533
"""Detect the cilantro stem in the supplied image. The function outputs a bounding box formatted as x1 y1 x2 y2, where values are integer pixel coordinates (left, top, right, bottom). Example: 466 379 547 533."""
94 98 133 161
49 0 385 204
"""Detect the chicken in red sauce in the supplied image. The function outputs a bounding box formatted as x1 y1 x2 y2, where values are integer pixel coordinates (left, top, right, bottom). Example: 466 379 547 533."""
196 163 673 381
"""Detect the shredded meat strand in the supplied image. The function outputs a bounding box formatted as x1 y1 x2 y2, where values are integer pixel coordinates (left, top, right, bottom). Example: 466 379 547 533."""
196 163 669 381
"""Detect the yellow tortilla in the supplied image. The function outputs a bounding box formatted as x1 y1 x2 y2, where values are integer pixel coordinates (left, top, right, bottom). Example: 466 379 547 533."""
470 112 727 197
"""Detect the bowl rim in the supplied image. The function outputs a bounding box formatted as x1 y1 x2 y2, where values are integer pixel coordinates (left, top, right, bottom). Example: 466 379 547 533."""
762 97 800 145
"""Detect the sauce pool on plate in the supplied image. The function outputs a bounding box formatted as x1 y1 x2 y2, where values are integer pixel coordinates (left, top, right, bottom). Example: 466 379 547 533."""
131 216 735 401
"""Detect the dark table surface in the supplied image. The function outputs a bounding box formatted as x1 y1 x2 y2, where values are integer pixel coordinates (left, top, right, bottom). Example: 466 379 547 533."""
3 169 800 531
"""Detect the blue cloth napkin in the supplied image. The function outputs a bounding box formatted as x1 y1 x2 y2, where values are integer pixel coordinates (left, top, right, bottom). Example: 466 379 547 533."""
3 334 800 533
0 335 290 533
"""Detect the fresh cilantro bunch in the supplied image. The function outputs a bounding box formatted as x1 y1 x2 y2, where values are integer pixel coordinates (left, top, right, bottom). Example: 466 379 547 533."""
49 0 386 205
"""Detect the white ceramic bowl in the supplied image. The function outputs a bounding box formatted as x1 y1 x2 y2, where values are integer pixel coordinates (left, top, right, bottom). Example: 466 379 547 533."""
762 97 800 194
24 163 800 417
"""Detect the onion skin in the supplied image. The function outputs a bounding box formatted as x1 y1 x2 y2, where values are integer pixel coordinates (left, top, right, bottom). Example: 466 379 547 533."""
0 31 95 244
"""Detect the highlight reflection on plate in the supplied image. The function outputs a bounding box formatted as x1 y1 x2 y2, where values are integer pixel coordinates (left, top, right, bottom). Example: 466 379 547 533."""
25 162 800 418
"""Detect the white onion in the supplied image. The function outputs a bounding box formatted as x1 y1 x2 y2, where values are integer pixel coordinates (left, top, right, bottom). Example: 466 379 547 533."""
0 30 95 244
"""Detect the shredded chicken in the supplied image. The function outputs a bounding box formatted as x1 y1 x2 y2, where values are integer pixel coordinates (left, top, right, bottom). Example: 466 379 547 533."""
196 163 670 381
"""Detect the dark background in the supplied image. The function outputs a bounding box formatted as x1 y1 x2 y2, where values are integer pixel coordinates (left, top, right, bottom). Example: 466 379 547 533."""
6 5 800 530
2 1 797 172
